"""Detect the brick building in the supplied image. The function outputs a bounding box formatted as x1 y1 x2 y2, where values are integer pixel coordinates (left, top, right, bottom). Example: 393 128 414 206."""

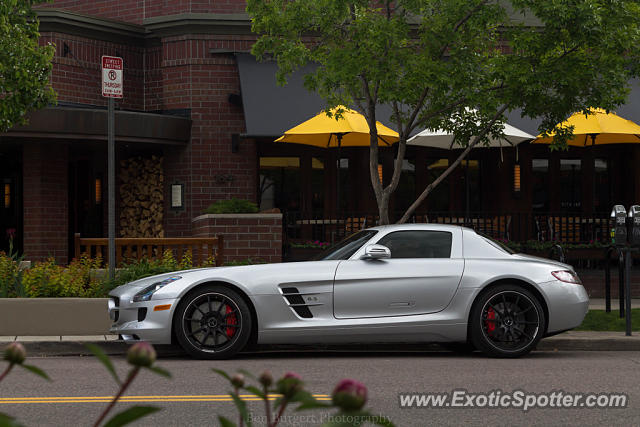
2 1 640 265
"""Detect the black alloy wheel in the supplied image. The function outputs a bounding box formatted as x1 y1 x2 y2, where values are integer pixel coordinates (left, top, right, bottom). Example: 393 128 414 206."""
470 285 545 358
174 285 252 359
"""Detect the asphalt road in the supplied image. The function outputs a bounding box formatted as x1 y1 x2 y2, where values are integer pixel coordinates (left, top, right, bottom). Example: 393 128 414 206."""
1 349 640 426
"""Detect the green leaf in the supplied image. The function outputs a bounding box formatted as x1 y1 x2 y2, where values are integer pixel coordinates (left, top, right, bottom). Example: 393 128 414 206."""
0 413 23 427
211 368 231 382
230 391 253 427
243 385 266 400
85 343 120 385
217 415 237 427
20 364 50 381
103 406 161 427
294 400 333 411
145 366 171 378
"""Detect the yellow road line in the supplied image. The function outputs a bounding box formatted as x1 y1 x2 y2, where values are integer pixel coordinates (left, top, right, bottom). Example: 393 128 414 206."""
0 395 331 405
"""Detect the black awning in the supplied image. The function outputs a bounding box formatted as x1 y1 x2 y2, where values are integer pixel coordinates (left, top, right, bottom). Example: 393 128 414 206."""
3 107 191 145
237 53 640 139
237 53 325 137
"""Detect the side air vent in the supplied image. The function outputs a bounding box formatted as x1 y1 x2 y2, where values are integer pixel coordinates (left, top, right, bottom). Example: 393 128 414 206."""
281 287 313 318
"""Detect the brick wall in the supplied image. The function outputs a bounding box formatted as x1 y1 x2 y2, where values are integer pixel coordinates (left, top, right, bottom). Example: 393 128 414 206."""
39 32 144 110
192 214 282 263
22 143 69 264
161 36 258 237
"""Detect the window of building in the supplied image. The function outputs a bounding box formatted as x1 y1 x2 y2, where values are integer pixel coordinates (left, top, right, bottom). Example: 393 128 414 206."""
396 158 415 213
560 159 581 210
258 157 301 212
377 230 452 258
461 159 481 211
426 158 450 211
338 158 349 211
532 159 549 211
593 158 610 212
311 157 324 212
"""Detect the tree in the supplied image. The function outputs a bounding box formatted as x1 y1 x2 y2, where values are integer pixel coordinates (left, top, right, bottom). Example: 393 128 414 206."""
247 0 640 224
0 0 56 133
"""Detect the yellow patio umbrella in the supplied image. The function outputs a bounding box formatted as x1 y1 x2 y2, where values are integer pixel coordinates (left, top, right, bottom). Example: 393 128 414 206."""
534 108 640 146
275 105 399 147
276 105 399 210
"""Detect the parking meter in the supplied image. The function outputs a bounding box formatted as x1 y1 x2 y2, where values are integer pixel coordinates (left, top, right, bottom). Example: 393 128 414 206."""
611 205 627 246
628 205 640 247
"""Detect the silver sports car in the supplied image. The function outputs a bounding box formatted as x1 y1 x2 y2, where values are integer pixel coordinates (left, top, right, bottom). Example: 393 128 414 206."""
108 224 588 358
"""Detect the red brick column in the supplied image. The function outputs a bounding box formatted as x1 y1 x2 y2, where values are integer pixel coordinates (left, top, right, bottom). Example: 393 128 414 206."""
22 143 69 264
192 214 282 264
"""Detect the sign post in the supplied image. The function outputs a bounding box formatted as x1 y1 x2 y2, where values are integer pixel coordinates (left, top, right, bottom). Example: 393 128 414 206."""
102 56 123 280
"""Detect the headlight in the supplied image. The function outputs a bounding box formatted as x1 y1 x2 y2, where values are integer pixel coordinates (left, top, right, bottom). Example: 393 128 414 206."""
132 276 181 302
551 270 582 284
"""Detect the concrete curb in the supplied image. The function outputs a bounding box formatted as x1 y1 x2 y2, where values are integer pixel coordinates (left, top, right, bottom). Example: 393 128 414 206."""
8 331 640 357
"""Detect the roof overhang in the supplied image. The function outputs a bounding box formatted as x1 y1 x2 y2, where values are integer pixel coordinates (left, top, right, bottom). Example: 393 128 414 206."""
2 107 191 145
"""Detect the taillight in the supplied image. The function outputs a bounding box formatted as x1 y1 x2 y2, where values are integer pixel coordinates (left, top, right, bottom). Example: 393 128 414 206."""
552 270 582 284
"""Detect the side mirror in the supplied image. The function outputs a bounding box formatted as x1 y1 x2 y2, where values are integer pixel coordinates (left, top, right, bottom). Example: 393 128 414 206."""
361 244 391 260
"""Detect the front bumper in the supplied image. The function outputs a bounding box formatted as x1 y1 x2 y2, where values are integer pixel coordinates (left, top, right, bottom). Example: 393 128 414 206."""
108 296 177 344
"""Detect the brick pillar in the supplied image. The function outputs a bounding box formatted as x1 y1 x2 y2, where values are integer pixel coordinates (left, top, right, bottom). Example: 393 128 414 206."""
22 143 69 264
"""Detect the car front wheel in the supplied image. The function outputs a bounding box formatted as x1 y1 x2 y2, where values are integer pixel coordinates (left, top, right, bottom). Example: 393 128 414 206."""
470 285 545 358
174 285 252 359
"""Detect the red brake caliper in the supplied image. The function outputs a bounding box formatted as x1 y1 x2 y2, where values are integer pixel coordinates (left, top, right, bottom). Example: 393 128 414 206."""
485 307 496 334
225 305 237 338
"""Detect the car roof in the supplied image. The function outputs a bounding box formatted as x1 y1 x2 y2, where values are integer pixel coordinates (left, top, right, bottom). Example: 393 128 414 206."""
366 223 469 233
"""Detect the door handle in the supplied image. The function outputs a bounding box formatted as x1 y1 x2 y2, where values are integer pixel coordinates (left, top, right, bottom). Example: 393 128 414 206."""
389 301 416 307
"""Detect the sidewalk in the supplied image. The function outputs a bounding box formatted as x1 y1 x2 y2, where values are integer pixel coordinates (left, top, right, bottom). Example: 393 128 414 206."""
588 298 640 310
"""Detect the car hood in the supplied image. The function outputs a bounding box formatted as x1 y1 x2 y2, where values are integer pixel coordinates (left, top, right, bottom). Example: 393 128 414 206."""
511 253 574 271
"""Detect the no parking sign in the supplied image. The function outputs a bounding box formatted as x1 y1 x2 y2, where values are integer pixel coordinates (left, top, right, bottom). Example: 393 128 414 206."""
101 56 123 98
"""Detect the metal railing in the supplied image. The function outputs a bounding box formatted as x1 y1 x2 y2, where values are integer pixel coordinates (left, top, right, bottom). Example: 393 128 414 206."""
283 211 612 245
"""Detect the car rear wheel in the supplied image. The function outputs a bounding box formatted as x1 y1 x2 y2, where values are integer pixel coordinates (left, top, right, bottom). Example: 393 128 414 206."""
174 285 252 359
470 285 545 358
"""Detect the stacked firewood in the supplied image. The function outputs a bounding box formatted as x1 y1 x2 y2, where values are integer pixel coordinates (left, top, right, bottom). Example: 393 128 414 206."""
119 155 165 237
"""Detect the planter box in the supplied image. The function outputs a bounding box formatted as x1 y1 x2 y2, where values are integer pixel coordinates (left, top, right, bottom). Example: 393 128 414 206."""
0 298 110 336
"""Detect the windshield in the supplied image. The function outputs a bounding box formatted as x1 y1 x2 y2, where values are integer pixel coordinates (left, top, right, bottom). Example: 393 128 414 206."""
312 230 378 261
478 232 516 255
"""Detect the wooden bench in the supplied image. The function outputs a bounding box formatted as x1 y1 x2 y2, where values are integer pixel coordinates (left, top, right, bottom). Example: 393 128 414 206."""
74 234 224 267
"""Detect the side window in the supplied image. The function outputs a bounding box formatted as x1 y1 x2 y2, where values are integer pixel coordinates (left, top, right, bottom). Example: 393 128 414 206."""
376 231 452 259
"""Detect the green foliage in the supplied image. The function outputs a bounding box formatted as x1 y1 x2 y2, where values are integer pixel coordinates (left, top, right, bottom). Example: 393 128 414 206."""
103 406 161 427
21 254 104 298
0 242 25 298
204 198 259 214
212 368 393 427
1 249 215 298
102 249 195 293
248 0 640 222
0 0 57 132
575 309 640 332
85 343 169 427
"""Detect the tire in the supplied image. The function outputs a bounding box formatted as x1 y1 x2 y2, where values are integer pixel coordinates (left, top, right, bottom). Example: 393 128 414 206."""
173 285 252 359
470 284 546 358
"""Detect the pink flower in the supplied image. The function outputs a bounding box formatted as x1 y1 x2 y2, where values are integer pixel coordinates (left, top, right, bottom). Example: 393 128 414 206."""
3 342 26 365
276 372 303 398
6 228 16 240
127 342 156 367
332 378 367 411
